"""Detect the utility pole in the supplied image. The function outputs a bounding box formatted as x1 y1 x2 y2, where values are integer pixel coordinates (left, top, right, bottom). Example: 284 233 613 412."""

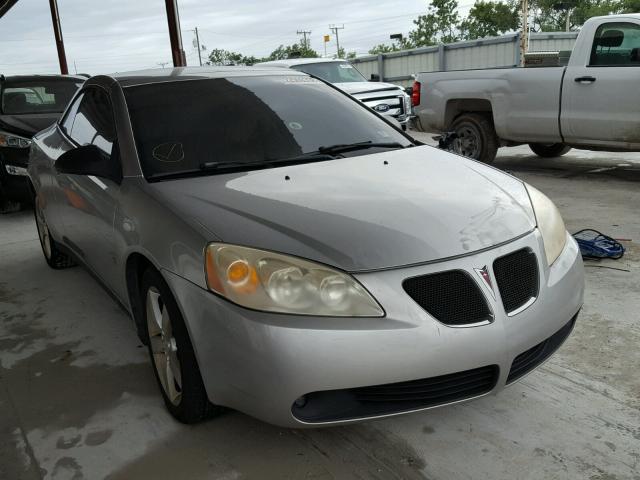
519 0 529 66
48 0 68 74
565 10 571 32
164 0 187 67
329 24 344 58
296 29 311 49
194 27 203 66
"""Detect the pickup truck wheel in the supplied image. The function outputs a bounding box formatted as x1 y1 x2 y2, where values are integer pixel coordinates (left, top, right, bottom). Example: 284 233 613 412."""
529 143 572 158
450 113 498 164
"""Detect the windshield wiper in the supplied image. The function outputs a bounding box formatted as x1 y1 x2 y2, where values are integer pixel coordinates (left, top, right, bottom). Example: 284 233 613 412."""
147 153 337 181
199 152 336 171
317 141 410 155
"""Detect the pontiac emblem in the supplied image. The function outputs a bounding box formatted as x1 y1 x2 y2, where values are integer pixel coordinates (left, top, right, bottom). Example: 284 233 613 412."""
474 266 495 299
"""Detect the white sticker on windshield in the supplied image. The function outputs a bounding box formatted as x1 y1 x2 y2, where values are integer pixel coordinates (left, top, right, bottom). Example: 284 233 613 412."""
285 77 321 83
339 64 353 69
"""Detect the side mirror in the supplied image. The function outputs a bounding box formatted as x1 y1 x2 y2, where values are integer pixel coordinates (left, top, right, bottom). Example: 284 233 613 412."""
370 73 380 82
56 144 121 183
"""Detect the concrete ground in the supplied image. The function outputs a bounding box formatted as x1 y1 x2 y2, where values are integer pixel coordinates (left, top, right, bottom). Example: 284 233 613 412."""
1 140 639 480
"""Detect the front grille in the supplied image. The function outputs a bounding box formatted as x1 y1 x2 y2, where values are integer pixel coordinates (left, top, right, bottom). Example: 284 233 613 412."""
292 365 499 423
507 316 577 384
493 248 539 314
403 270 492 326
362 95 405 116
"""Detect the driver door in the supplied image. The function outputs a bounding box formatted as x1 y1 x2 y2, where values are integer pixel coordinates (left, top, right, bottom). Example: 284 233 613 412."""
56 86 124 298
561 21 640 148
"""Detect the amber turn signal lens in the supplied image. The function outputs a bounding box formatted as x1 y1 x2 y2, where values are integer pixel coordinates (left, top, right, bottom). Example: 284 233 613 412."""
227 260 250 284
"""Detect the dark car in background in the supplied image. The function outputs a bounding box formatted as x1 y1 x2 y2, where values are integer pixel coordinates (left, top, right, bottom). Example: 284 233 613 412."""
0 74 85 212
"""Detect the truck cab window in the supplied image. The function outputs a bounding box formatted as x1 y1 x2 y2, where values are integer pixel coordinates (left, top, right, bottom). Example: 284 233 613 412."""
590 22 640 66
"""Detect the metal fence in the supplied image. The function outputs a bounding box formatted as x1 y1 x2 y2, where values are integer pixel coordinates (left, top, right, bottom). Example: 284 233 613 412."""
351 32 579 87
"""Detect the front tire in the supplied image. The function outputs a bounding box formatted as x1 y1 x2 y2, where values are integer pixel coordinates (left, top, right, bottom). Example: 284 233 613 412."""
529 143 572 158
449 113 498 164
34 195 76 269
141 268 222 423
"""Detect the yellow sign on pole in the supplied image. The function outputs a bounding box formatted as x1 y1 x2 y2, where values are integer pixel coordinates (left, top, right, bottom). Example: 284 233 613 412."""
323 35 330 43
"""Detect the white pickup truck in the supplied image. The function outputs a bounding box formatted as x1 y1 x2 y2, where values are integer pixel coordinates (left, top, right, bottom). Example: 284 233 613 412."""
257 58 413 128
411 14 640 163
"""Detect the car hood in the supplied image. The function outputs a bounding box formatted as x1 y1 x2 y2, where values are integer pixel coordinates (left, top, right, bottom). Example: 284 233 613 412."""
334 81 405 96
0 113 61 136
151 146 536 272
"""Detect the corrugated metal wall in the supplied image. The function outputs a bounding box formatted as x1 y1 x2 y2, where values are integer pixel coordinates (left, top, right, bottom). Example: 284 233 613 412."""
445 36 518 71
351 32 579 86
529 33 578 52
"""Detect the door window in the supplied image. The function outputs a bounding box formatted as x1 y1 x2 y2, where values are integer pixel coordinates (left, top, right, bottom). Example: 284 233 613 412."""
590 22 640 66
60 93 83 134
69 87 116 155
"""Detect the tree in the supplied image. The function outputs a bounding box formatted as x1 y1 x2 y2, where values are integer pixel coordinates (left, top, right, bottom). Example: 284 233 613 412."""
621 0 640 11
460 1 519 39
525 0 623 32
267 41 319 61
409 0 461 47
369 36 414 54
369 43 399 54
335 46 357 59
207 49 259 66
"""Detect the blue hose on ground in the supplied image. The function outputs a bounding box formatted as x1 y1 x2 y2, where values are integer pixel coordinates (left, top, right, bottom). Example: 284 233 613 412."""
572 229 625 259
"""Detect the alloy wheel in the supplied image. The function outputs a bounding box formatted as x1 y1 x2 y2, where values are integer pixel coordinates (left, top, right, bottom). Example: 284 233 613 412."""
146 287 183 405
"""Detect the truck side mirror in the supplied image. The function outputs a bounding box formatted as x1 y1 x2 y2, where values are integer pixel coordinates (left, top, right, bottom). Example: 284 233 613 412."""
370 73 380 82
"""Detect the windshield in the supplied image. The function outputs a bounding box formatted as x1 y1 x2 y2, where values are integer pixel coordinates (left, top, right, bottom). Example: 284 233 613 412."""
291 62 367 83
124 76 410 180
1 78 83 115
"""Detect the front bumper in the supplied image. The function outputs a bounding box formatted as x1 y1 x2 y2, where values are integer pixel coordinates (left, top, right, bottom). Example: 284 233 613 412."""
165 229 584 427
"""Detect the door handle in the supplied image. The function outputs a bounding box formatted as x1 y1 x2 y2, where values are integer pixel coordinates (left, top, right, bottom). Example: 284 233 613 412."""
574 76 597 84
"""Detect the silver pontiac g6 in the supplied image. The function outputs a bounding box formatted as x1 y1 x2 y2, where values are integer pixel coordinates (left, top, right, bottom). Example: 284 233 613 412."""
27 67 584 427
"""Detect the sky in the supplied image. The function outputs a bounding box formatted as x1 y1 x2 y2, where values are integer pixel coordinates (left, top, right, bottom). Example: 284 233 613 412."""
0 0 474 75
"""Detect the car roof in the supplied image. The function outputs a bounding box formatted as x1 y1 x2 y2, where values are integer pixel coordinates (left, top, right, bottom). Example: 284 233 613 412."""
255 58 348 68
0 74 87 83
107 66 308 88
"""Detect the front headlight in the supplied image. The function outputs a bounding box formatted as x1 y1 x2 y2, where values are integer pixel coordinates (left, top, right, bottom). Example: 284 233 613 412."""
0 131 31 149
205 243 384 317
5 164 29 176
526 184 567 266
